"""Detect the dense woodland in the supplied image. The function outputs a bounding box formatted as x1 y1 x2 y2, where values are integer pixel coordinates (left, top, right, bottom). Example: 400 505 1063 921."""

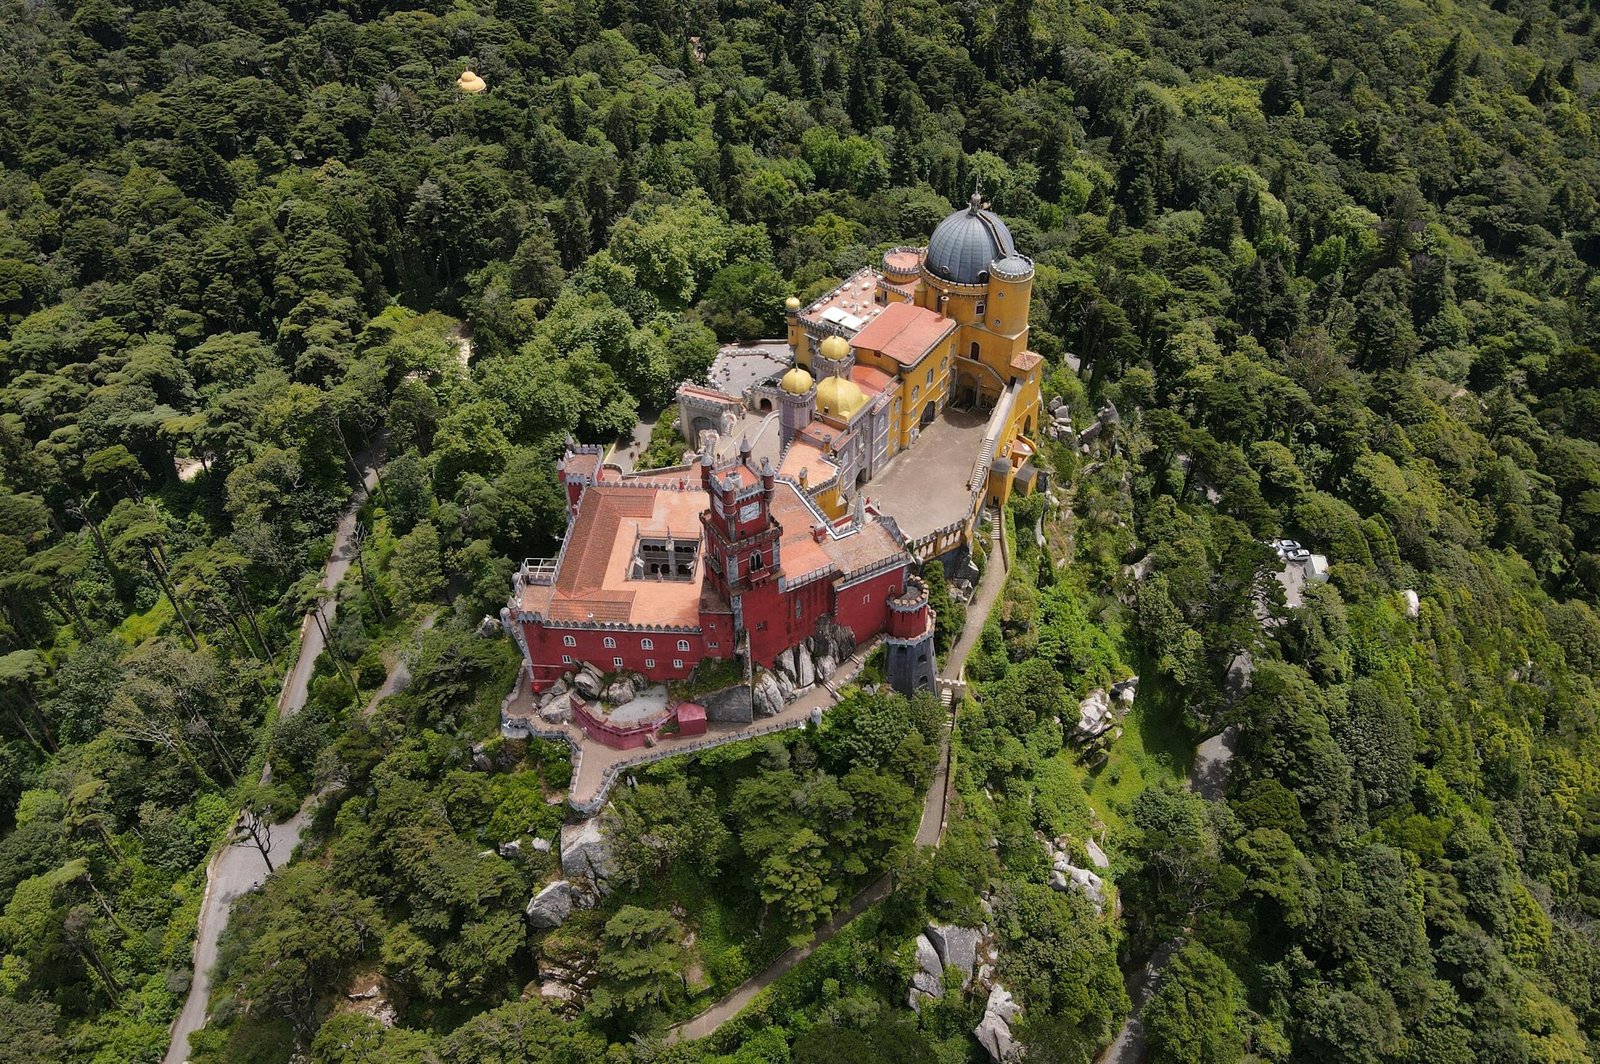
4 0 1600 1059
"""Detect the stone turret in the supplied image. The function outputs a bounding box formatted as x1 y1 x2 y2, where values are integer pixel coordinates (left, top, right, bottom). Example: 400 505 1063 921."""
886 576 937 696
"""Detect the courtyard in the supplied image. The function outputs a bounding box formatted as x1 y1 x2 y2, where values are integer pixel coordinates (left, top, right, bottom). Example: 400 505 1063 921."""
865 407 990 541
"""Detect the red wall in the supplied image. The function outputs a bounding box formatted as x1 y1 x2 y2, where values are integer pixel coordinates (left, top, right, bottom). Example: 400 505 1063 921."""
521 619 731 691
832 567 908 644
740 563 909 668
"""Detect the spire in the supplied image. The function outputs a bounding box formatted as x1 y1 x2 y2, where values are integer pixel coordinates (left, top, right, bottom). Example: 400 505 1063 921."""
852 491 866 528
969 179 983 214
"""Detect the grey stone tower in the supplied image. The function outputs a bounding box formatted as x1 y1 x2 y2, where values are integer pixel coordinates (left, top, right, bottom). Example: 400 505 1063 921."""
886 577 937 696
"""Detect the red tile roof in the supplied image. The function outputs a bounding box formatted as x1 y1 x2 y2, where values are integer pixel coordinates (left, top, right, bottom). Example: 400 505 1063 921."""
851 364 895 395
848 302 956 367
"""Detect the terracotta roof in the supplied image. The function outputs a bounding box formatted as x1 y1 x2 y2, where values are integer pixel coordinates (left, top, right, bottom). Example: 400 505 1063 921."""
770 480 906 584
848 302 956 367
520 484 706 628
851 364 895 395
561 450 604 481
780 438 838 487
1011 350 1044 373
884 248 921 272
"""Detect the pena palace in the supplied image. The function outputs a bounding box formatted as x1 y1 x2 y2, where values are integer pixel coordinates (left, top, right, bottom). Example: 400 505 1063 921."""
502 194 1045 705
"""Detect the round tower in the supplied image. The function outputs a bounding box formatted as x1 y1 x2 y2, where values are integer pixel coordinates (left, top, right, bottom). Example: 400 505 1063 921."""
987 253 1035 339
778 365 816 443
785 295 803 356
815 334 854 380
885 577 937 696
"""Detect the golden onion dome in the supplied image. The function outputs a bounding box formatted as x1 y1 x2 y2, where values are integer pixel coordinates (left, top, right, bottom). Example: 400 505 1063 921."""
819 335 850 362
816 375 868 420
780 366 814 395
457 70 487 93
785 296 802 311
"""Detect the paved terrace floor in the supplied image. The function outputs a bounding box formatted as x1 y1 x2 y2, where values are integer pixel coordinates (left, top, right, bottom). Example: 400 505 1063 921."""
708 340 791 396
866 408 989 541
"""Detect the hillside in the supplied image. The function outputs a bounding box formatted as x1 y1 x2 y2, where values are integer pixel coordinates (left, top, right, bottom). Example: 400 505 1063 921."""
2 0 1600 1061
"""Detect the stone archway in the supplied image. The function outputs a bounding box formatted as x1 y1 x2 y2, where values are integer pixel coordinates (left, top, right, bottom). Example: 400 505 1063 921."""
692 415 714 436
920 401 936 427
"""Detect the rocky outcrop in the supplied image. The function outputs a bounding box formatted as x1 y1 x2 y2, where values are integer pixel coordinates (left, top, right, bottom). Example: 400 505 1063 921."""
974 985 1023 1062
702 683 754 723
925 923 980 988
753 670 783 717
1111 675 1139 705
1084 837 1109 870
907 934 943 1010
602 679 637 705
559 820 614 902
795 646 816 687
810 616 856 666
1050 855 1107 912
1402 589 1420 618
1074 688 1115 742
525 880 574 928
573 664 603 699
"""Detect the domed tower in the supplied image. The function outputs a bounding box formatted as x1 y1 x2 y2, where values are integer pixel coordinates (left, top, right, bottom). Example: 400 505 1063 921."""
885 577 936 696
778 365 815 444
784 295 803 357
814 333 854 380
918 191 1018 326
987 252 1035 340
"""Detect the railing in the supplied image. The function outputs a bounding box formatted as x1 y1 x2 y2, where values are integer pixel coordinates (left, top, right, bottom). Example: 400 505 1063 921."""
553 637 884 816
519 558 558 587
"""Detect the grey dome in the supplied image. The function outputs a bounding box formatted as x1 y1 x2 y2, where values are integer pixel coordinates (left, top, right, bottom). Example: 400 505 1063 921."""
924 194 1016 285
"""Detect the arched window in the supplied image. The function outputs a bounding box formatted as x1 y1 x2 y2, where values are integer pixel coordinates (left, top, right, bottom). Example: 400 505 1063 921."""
641 638 654 650
750 551 764 570
969 341 980 359
677 639 691 652
603 636 616 649
975 300 986 316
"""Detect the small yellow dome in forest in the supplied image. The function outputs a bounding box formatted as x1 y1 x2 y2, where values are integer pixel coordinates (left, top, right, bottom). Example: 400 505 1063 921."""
780 366 815 394
816 375 868 420
819 335 850 362
457 70 487 93
785 296 802 311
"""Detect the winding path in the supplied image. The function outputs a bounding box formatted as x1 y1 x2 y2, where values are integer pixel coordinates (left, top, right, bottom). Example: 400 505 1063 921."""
669 512 1009 1043
163 464 380 1064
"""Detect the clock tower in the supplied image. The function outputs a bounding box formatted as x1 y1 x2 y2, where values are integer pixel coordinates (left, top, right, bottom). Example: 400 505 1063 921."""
700 452 782 602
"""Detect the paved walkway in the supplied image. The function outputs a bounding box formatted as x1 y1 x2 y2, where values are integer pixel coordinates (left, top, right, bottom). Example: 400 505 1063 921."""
1097 940 1181 1064
669 513 1010 1042
164 464 380 1064
543 645 872 808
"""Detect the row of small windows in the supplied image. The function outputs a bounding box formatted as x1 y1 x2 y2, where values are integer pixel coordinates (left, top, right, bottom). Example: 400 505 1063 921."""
563 634 691 652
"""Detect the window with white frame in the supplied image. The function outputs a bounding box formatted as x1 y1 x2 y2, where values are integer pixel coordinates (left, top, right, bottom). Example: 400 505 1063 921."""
673 659 683 669
641 637 654 650
645 658 655 669
562 654 573 664
563 635 576 647
677 639 690 651
612 657 624 669
603 636 616 649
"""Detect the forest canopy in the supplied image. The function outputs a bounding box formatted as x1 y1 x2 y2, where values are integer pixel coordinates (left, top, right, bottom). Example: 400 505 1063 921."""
3 0 1600 1060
